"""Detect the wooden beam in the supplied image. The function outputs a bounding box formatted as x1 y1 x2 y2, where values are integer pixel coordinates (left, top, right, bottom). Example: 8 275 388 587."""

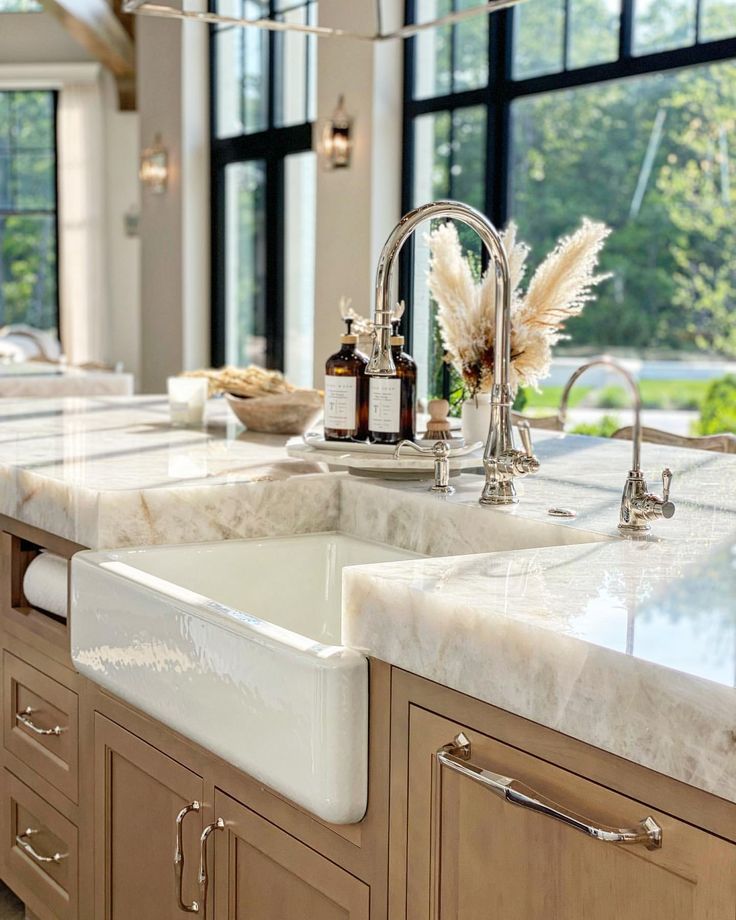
41 0 135 79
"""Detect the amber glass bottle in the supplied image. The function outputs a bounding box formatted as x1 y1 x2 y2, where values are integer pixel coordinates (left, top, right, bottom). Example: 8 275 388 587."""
368 323 417 445
324 319 369 441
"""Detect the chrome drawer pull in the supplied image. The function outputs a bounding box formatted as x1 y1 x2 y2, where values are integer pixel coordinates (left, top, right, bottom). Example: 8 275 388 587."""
15 827 68 864
437 734 663 850
16 706 66 737
174 801 201 913
197 818 224 919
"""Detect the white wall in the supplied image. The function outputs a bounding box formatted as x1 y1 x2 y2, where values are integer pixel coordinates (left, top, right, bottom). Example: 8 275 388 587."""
312 0 403 385
0 11 95 63
103 75 141 383
136 13 209 393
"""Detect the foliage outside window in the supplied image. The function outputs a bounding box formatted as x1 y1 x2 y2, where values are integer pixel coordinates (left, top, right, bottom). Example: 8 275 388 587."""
0 91 58 332
404 0 736 431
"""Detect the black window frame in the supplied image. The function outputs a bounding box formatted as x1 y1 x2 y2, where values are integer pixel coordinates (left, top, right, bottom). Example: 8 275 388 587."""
0 88 60 334
401 0 736 384
209 2 315 370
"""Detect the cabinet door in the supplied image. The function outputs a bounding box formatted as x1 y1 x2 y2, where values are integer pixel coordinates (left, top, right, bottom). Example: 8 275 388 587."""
213 790 370 920
94 714 204 920
404 707 736 920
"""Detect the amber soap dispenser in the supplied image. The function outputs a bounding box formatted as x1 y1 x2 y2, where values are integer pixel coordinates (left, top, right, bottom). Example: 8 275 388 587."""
368 320 417 445
323 317 368 441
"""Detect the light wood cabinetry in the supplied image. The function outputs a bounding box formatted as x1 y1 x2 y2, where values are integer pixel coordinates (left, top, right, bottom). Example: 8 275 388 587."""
212 790 370 920
93 714 205 919
389 670 736 920
402 706 736 919
1 516 735 920
0 768 79 920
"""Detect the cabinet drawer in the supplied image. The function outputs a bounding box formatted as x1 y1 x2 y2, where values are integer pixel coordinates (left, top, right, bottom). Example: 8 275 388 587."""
1 769 78 920
402 706 736 920
3 651 78 802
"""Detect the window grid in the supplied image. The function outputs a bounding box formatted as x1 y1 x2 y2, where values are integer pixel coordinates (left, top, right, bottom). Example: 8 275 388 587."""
401 0 736 392
0 90 59 331
210 0 315 370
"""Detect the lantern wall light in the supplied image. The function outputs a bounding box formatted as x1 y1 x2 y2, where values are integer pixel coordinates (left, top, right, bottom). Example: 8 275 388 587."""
139 134 169 194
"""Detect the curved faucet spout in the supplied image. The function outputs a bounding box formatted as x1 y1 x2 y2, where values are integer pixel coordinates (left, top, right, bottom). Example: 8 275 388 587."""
558 356 642 472
367 200 538 505
557 356 675 534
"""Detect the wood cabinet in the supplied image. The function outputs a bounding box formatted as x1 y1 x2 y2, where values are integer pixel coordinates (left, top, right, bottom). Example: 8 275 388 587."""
390 672 736 920
212 790 370 920
93 714 205 919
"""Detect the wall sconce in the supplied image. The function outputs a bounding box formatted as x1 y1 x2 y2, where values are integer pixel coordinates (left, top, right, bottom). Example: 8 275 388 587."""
139 133 168 194
320 96 352 170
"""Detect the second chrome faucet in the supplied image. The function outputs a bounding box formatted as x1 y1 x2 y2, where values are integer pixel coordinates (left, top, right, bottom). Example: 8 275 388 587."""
367 200 539 506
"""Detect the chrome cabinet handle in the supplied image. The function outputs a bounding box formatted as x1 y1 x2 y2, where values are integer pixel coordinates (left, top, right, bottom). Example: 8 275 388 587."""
437 734 663 849
16 706 66 737
15 827 68 864
197 818 224 918
174 801 201 913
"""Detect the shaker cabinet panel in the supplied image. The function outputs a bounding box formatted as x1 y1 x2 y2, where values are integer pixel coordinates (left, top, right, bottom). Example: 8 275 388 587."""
213 790 370 920
401 706 736 920
94 714 204 920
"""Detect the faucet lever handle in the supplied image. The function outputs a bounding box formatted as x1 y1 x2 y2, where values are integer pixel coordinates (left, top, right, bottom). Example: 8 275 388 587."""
517 420 534 457
661 468 672 502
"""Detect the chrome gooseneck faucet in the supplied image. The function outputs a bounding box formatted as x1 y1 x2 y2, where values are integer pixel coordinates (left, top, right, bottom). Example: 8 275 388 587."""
559 356 675 534
367 200 539 505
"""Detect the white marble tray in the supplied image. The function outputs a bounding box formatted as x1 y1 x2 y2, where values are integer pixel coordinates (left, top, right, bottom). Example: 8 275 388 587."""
286 434 484 476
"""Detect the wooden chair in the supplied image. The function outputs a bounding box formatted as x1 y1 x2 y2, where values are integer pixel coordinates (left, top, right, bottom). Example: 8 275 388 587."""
612 426 736 454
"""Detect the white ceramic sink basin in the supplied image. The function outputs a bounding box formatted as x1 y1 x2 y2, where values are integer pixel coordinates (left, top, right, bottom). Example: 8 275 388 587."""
71 532 419 824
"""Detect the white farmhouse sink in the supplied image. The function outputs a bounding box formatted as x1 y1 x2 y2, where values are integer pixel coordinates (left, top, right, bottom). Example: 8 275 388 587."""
71 532 420 825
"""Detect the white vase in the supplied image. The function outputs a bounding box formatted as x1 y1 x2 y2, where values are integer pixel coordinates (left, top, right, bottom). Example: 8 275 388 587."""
461 394 492 446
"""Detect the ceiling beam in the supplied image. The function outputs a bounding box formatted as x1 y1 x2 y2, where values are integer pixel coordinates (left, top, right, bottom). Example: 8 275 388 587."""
41 0 136 108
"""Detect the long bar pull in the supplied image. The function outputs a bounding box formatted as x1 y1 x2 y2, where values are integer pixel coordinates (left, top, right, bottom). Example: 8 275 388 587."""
16 706 66 736
174 801 201 913
197 818 225 918
438 734 663 849
15 827 68 864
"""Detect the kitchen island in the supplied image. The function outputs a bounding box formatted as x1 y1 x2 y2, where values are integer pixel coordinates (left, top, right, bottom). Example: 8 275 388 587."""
0 395 732 919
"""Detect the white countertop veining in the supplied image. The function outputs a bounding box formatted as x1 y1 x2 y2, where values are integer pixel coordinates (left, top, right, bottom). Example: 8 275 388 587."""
342 437 736 802
0 396 334 547
1 395 735 802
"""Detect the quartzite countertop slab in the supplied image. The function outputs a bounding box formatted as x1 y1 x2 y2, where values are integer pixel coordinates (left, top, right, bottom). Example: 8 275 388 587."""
342 436 736 804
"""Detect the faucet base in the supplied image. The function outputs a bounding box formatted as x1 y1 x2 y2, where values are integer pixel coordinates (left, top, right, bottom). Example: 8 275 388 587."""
479 480 518 505
618 522 652 535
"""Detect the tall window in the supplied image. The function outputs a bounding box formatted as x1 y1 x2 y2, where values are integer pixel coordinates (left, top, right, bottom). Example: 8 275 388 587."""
210 1 317 387
403 0 736 424
0 90 58 332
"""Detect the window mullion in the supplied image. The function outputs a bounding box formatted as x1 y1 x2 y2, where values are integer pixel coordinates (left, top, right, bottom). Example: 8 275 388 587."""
620 0 634 59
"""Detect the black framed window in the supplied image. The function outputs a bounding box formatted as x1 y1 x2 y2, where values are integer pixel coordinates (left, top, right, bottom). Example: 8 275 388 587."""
210 0 317 385
403 0 736 404
0 90 59 332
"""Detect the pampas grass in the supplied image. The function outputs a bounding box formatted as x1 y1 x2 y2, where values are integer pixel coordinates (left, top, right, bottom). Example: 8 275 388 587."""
427 218 611 395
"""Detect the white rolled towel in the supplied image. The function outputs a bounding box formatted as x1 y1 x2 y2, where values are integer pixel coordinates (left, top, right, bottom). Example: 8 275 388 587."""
22 552 69 620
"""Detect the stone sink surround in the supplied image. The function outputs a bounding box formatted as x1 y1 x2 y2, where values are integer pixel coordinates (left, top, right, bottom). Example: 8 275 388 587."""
0 395 733 806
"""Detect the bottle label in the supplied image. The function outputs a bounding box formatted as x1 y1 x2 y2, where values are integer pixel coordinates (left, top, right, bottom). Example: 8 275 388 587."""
324 376 357 430
369 378 401 433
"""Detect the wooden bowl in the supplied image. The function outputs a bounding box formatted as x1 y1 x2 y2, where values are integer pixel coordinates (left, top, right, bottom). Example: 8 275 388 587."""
225 389 323 435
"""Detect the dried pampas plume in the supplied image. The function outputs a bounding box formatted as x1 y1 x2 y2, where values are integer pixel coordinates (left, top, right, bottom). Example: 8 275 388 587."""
428 218 611 394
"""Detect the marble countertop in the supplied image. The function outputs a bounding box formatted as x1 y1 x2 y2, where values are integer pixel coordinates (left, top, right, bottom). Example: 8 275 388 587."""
1 395 734 802
0 396 331 547
342 435 736 803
